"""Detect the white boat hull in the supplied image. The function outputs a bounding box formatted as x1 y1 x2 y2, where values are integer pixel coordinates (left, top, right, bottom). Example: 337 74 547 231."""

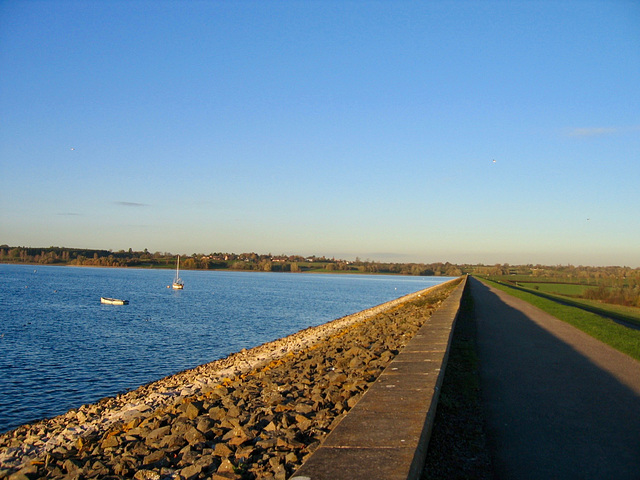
100 297 129 305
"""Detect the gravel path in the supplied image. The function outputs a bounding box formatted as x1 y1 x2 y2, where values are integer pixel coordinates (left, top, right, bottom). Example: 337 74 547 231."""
470 277 640 479
1 279 459 480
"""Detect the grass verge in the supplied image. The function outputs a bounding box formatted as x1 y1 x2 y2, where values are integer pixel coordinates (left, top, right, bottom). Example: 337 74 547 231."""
422 281 494 479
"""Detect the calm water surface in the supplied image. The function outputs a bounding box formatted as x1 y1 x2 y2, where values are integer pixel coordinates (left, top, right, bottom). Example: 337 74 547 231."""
0 264 452 433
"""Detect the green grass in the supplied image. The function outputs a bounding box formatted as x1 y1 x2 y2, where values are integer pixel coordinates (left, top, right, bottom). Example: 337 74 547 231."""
476 277 640 362
422 282 494 479
521 282 595 296
489 274 595 285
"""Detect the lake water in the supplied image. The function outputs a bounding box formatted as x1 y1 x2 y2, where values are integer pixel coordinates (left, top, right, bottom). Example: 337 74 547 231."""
0 264 452 433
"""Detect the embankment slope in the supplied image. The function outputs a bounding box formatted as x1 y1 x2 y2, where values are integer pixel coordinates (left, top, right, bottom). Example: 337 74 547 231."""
1 278 461 480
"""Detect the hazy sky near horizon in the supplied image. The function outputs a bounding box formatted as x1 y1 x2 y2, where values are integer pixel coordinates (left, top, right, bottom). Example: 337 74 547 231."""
1 1 639 267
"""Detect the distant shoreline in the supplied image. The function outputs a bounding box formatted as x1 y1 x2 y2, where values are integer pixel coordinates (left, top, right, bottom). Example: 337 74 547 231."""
0 246 463 276
0 261 437 277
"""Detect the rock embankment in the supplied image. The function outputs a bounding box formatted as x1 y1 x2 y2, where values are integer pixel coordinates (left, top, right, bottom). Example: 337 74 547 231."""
1 279 460 480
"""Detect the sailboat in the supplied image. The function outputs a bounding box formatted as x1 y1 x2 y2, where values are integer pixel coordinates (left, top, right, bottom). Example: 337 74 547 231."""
172 255 184 289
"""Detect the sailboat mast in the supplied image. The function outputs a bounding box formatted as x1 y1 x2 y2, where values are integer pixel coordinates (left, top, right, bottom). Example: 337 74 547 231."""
171 255 184 288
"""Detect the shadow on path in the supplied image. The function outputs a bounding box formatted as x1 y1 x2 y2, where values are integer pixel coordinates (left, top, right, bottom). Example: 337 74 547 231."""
470 277 640 479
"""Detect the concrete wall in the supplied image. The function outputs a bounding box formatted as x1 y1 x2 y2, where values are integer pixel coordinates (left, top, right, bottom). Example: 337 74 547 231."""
291 276 467 480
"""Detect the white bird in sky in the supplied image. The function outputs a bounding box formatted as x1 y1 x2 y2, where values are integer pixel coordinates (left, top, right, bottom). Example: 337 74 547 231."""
70 147 75 151
492 159 496 163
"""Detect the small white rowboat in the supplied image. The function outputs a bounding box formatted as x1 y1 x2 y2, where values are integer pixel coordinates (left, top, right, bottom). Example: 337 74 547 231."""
100 297 129 305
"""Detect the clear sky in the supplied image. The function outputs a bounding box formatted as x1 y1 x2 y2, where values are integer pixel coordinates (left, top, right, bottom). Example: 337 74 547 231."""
1 1 639 267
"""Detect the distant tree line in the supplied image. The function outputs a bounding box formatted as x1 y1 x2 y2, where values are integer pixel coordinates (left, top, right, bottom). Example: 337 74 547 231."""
583 285 640 308
0 246 161 268
0 245 466 276
1 246 639 288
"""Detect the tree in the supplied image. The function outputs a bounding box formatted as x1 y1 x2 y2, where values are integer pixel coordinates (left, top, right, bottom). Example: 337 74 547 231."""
182 257 196 269
259 260 272 272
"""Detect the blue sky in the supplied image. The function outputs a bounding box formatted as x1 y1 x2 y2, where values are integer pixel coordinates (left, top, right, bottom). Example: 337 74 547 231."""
1 1 639 266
